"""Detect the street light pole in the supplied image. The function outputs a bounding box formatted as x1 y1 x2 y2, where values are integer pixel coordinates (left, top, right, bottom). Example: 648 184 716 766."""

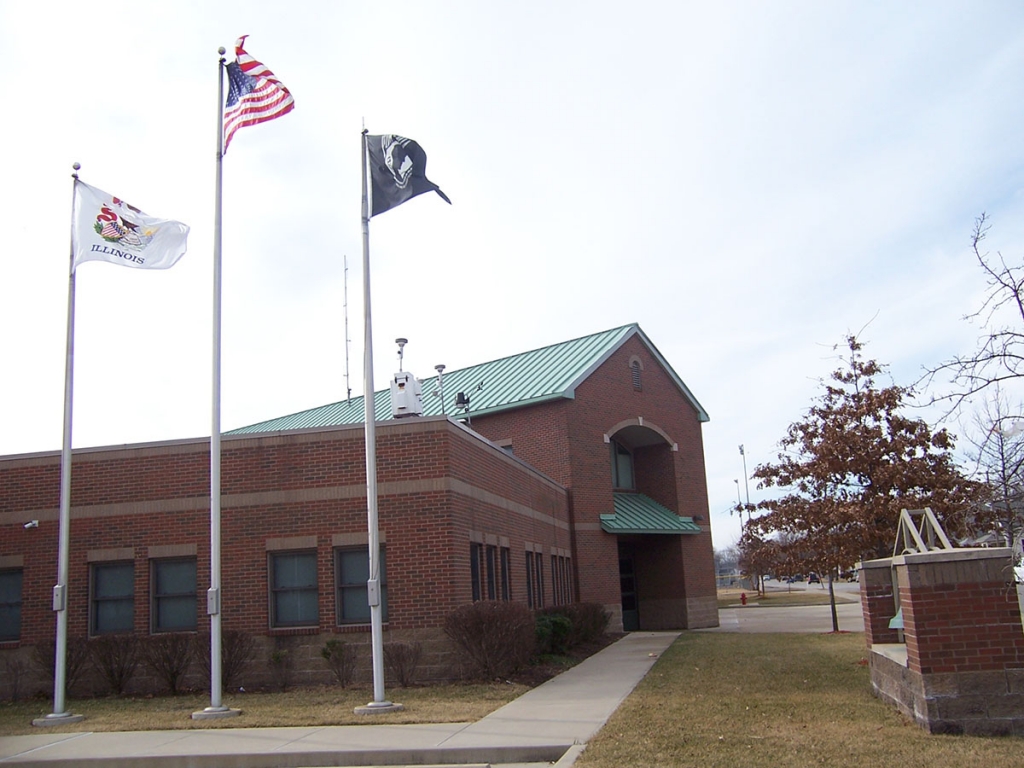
738 445 751 521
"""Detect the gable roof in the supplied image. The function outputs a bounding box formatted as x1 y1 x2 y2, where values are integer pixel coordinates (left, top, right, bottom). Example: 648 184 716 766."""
228 323 709 435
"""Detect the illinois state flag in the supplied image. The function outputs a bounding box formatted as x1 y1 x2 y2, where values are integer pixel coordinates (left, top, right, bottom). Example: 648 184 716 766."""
72 180 189 271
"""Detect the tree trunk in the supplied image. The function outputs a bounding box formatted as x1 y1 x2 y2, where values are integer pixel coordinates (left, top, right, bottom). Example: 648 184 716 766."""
827 572 839 632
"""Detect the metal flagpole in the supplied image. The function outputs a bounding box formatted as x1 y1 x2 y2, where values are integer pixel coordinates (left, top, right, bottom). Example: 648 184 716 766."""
194 47 236 720
37 165 85 726
355 130 399 714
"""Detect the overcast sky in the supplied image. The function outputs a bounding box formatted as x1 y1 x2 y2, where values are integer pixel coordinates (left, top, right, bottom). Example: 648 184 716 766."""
3 1 1024 550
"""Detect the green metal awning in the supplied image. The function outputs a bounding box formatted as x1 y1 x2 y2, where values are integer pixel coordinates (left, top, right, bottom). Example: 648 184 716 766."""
600 493 702 535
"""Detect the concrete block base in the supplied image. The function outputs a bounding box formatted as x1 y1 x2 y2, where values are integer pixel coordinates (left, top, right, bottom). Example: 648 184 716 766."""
870 648 1024 735
191 706 241 720
32 712 85 727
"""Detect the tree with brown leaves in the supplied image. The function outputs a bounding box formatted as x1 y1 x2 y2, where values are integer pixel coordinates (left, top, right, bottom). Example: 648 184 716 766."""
743 335 978 631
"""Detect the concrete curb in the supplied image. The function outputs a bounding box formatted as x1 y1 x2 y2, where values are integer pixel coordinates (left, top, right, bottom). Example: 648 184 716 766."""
0 743 571 768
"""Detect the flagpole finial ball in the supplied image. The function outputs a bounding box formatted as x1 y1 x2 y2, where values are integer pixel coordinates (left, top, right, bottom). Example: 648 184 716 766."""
72 162 80 171
218 46 226 55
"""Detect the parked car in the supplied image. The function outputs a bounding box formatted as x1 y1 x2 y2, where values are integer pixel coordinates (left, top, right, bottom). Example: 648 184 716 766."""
808 572 821 584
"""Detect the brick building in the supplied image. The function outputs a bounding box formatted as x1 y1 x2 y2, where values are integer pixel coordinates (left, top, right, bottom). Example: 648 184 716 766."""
0 324 717 690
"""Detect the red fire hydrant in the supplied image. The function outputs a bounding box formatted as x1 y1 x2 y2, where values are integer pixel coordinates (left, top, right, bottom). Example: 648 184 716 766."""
740 592 747 605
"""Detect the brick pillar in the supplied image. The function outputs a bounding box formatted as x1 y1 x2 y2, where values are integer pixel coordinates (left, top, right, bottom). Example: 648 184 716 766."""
899 549 1024 676
858 557 900 647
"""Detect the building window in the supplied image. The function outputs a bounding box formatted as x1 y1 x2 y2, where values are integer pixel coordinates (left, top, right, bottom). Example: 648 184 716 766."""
535 553 545 608
270 551 318 628
526 551 535 608
336 547 387 624
485 545 497 600
151 558 197 632
0 569 23 641
472 543 506 602
470 543 482 601
91 562 134 635
631 360 642 390
611 439 634 490
552 557 567 606
500 546 511 601
551 556 573 605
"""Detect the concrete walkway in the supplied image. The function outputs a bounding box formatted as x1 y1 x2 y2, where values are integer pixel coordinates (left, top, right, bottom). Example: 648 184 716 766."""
0 632 680 768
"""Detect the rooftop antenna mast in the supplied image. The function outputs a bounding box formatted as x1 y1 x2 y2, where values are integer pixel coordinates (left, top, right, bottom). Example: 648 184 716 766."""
343 255 351 401
396 338 407 371
434 364 446 415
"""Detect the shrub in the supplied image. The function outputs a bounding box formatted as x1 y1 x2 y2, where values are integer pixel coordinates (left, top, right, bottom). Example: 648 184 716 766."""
5 658 29 702
569 602 611 644
142 633 195 694
269 648 291 692
321 639 357 688
32 635 90 695
535 612 573 655
383 641 422 687
196 629 257 691
542 602 611 648
444 601 535 680
89 634 140 695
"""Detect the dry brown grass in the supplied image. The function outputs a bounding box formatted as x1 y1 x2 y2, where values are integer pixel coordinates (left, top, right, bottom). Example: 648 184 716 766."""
576 632 1024 768
0 681 528 737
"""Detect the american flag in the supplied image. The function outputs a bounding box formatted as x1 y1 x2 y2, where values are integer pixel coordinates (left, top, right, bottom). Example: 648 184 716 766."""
223 36 294 153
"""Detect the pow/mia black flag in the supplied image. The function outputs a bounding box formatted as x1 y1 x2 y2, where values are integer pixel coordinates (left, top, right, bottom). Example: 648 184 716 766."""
367 134 451 217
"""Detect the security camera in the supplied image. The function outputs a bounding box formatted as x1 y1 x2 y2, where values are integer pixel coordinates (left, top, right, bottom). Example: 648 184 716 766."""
24 520 39 529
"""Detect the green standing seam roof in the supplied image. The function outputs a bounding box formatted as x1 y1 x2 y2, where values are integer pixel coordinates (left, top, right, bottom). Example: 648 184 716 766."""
600 493 702 534
228 323 709 435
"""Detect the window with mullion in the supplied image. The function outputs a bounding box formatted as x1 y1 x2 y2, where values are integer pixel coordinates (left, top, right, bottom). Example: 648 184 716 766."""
0 569 23 641
611 440 634 490
470 543 482 601
535 553 545 608
91 561 135 635
336 547 387 624
500 547 511 601
152 558 197 632
525 551 535 609
485 545 497 600
271 551 318 628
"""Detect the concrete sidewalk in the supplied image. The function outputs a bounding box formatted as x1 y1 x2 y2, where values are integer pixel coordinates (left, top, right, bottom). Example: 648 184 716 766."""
0 632 679 768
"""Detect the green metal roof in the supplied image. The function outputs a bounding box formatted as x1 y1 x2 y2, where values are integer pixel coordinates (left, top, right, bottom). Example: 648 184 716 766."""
229 323 709 435
600 493 702 535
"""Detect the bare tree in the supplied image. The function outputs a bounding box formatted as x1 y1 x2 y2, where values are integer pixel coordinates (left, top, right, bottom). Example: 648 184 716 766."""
960 387 1024 555
924 214 1024 415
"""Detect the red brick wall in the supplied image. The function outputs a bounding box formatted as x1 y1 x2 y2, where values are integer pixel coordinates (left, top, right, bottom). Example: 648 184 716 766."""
0 329 718 660
902 565 1024 675
0 418 567 649
859 560 901 647
470 333 717 626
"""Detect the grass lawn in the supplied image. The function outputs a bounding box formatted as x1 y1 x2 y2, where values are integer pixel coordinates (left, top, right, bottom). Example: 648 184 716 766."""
0 682 528 737
575 632 1024 768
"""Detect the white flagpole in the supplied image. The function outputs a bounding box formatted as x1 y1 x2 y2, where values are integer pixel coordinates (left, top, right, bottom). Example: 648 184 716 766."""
37 166 85 727
194 47 236 720
356 130 398 713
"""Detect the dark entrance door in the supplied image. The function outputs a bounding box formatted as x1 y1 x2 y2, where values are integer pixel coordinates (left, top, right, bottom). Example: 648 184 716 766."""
619 548 639 631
